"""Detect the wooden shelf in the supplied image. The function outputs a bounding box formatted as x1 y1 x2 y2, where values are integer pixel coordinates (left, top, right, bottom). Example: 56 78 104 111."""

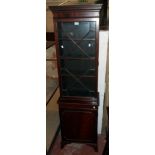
58 38 95 41
60 57 95 60
61 74 96 78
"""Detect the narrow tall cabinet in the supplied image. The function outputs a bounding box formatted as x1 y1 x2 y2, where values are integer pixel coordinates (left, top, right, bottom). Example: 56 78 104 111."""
50 2 102 151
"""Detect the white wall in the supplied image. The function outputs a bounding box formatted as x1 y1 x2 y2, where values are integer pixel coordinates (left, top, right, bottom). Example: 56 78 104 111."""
98 30 109 134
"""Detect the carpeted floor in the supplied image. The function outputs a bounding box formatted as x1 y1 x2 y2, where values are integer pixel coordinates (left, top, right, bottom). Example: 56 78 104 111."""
46 40 60 151
46 88 60 151
46 78 58 103
46 42 58 103
49 134 106 155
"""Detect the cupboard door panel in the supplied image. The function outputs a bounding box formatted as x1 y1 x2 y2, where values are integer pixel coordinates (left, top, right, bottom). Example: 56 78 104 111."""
60 109 97 142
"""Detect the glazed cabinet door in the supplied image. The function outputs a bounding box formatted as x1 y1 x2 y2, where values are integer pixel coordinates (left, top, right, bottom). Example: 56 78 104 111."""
56 20 98 97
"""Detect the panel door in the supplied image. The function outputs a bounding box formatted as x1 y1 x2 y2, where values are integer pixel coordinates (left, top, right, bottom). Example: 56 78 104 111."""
60 108 97 143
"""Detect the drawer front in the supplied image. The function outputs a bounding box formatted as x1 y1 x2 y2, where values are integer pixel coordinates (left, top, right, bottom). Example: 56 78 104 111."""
60 108 98 143
59 101 98 111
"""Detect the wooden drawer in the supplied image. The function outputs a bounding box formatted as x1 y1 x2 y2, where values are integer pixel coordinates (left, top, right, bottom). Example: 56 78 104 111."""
59 102 98 111
58 95 99 110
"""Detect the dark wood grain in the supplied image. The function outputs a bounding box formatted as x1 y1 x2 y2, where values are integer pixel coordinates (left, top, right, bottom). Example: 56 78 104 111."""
50 3 102 152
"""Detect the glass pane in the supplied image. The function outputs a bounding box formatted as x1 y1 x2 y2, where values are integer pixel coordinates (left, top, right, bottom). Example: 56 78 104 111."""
61 76 96 97
58 21 95 40
58 21 96 58
60 59 96 76
57 21 97 97
59 40 95 58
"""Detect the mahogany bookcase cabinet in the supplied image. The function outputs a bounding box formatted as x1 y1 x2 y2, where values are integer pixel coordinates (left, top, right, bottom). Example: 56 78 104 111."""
50 3 102 151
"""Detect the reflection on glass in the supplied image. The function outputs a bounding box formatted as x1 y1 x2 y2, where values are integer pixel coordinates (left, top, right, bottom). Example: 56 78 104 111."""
60 59 96 76
57 21 97 97
58 21 96 58
62 76 96 97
